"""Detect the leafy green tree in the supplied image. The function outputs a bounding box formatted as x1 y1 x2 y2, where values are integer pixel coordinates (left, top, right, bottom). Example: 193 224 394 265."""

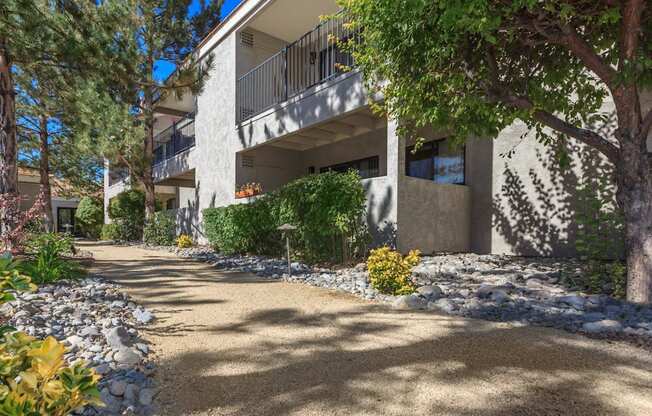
75 196 104 238
91 0 222 222
341 0 652 303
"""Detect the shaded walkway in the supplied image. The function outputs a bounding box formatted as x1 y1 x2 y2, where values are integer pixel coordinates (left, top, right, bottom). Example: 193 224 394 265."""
84 242 652 416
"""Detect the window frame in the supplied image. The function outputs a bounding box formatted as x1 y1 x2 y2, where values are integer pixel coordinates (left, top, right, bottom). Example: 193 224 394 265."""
405 138 466 185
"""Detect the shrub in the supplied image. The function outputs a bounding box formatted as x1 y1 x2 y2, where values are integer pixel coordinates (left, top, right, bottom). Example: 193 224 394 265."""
143 211 176 246
75 197 104 238
0 255 102 415
25 233 75 256
0 333 102 414
367 247 420 295
203 198 278 255
108 190 145 241
573 174 627 297
20 238 85 284
274 171 369 263
100 223 122 241
176 234 193 248
203 171 369 263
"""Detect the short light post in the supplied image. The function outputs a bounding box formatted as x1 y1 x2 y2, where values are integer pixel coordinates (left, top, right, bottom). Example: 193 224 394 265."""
277 223 297 277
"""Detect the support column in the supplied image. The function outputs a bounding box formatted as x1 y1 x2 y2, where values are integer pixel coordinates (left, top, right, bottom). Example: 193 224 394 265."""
386 119 405 250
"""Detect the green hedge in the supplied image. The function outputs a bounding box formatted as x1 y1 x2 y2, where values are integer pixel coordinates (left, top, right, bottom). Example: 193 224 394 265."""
75 196 103 238
203 171 369 263
143 211 177 246
107 190 145 241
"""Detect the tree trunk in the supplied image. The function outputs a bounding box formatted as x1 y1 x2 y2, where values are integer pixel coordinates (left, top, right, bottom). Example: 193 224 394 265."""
39 115 54 232
142 95 156 222
0 39 18 245
617 138 652 304
142 53 156 223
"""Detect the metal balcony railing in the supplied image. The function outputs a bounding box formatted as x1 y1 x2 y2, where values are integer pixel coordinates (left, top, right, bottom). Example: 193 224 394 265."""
154 114 196 165
236 13 360 124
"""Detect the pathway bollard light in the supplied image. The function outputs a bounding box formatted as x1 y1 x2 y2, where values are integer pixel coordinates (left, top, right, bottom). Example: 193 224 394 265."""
277 224 297 277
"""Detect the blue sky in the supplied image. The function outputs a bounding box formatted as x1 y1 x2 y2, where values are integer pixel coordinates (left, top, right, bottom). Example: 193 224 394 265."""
155 0 242 81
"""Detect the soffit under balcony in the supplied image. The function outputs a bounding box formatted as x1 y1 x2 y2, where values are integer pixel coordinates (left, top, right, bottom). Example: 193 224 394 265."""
261 108 386 152
247 0 339 42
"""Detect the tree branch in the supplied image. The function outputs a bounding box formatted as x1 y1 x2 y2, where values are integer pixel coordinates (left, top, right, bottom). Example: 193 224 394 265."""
532 20 617 89
499 93 620 163
619 0 645 65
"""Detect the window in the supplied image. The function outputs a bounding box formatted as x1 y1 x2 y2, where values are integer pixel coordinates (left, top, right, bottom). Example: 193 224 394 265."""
320 156 380 179
405 139 465 184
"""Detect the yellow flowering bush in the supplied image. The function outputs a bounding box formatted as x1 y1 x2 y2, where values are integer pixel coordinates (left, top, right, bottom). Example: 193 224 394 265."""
0 334 102 415
0 254 102 415
176 234 193 249
367 247 421 295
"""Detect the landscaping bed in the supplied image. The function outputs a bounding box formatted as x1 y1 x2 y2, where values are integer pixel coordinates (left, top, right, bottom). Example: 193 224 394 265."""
150 245 652 348
1 276 156 415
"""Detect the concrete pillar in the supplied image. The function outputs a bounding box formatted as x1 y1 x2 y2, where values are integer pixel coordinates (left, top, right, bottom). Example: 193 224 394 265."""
386 119 405 250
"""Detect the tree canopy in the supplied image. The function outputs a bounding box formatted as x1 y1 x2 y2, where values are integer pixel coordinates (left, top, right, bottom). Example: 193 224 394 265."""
341 0 652 303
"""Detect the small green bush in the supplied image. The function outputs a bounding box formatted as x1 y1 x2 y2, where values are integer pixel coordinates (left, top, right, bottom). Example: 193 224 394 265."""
108 190 145 241
203 198 278 255
203 171 369 263
75 196 104 238
143 211 176 246
25 233 75 256
100 223 122 241
367 247 420 295
20 239 85 284
573 173 627 297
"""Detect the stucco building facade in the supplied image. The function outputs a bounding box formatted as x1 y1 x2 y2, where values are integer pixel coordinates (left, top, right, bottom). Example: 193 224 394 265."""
104 0 652 256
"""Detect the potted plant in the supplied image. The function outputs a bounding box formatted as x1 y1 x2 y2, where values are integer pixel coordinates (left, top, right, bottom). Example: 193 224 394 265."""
235 182 263 199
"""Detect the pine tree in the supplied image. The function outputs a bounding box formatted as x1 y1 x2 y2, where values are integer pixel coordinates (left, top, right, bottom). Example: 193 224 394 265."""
120 0 222 221
0 0 129 240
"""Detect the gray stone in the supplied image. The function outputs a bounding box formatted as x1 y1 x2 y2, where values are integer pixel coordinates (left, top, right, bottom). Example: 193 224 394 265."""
392 294 427 310
100 388 123 413
491 289 510 304
124 383 139 404
109 379 127 396
582 320 623 333
428 298 456 314
133 308 154 324
582 312 606 322
135 343 149 354
557 295 586 310
139 388 155 406
114 348 141 366
79 326 100 337
104 326 132 349
416 285 442 300
65 335 84 347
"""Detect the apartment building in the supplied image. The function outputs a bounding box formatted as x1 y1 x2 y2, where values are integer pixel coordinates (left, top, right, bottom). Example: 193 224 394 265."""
104 0 652 256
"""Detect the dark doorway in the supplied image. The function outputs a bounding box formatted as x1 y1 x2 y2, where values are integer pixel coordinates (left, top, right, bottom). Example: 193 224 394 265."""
57 207 77 234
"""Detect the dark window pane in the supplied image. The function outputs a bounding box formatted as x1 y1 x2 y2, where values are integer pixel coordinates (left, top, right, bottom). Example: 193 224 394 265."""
320 156 380 179
405 138 465 184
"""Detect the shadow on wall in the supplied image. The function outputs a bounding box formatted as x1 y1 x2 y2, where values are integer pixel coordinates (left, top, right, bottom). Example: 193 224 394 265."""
363 180 396 249
177 180 216 241
492 139 617 257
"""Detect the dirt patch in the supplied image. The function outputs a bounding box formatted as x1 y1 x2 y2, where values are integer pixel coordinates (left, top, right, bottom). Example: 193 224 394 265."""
84 242 652 416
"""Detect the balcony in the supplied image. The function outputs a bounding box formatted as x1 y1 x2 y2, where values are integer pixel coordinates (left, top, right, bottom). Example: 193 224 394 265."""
236 13 360 124
154 114 196 165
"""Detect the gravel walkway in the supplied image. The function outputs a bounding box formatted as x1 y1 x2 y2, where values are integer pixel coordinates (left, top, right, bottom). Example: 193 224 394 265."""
83 242 652 416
